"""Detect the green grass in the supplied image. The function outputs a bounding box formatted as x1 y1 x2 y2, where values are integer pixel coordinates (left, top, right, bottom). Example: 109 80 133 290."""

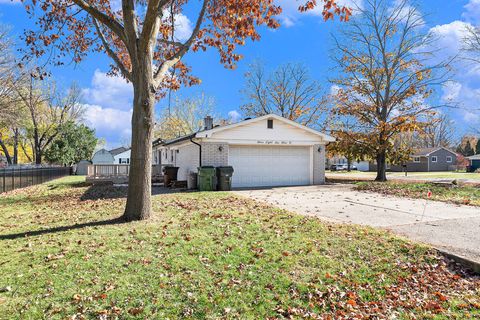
1 177 479 319
355 181 480 207
327 171 480 181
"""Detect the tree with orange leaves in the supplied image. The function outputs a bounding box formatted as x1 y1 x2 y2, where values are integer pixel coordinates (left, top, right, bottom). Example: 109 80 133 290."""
330 0 450 182
19 0 350 220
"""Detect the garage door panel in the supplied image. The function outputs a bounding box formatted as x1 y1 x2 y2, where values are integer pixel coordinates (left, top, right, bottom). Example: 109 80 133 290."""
229 145 311 188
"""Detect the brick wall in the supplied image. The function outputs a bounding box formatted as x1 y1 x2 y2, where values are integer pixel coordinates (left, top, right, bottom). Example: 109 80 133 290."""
201 142 229 167
313 144 326 184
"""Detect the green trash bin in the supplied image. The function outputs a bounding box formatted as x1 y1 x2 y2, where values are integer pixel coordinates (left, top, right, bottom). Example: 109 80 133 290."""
198 166 216 191
216 166 234 191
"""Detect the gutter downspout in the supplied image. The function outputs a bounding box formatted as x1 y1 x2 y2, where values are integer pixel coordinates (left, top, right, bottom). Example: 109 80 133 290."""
190 137 202 167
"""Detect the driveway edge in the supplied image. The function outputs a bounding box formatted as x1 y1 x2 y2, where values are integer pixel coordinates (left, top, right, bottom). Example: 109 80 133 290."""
438 249 480 274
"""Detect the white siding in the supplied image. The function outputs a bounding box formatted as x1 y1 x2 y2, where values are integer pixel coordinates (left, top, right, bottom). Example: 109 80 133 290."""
114 150 131 164
208 118 326 145
92 149 115 164
174 143 200 181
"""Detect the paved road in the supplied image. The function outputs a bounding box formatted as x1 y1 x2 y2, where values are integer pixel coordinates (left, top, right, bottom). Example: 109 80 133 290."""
234 184 480 264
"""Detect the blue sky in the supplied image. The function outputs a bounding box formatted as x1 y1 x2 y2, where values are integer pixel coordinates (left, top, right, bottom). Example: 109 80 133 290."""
0 0 479 148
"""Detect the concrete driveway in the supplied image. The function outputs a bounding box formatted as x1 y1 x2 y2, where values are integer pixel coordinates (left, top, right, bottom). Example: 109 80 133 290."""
234 184 480 265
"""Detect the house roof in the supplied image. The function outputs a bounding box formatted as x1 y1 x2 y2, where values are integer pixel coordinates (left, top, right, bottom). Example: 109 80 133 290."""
195 114 336 142
158 114 335 147
467 154 480 160
162 133 196 146
152 138 164 147
412 147 457 157
109 147 129 157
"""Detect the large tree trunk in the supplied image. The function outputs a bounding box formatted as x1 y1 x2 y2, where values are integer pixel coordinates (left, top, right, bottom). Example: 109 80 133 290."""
375 150 387 182
123 61 155 221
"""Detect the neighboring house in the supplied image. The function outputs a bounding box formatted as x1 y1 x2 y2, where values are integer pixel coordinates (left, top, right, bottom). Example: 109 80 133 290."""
406 147 458 172
327 156 370 171
113 149 131 164
368 147 458 172
92 147 131 165
92 149 115 164
467 154 480 171
153 114 335 188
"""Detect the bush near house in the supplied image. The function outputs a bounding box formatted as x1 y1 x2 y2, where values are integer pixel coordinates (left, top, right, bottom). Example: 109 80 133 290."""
0 177 479 319
355 181 480 207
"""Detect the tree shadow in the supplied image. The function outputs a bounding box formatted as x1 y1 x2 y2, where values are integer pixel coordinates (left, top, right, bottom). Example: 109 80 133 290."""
79 184 189 201
0 217 126 240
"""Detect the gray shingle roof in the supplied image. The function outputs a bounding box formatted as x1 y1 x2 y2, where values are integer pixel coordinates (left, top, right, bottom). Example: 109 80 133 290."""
109 147 129 156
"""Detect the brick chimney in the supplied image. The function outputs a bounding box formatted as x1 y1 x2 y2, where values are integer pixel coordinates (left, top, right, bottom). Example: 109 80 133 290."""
204 116 213 130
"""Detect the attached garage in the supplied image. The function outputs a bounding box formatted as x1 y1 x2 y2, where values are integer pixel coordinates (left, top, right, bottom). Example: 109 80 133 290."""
154 114 335 188
229 145 311 188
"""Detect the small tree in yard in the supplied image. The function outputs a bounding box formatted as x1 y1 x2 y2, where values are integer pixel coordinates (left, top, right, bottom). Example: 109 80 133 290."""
331 0 449 181
44 121 98 165
19 0 350 221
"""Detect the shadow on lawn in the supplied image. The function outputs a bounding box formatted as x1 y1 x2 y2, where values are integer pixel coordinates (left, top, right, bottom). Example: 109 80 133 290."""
79 184 186 201
0 217 126 240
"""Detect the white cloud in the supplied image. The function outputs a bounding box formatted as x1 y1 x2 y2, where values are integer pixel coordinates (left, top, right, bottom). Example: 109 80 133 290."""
425 15 480 128
463 110 480 124
82 104 132 147
162 11 193 41
463 0 480 25
82 69 133 111
228 110 241 123
441 81 462 102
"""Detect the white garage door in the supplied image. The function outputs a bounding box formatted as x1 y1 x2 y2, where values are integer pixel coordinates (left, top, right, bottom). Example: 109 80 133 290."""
229 145 311 188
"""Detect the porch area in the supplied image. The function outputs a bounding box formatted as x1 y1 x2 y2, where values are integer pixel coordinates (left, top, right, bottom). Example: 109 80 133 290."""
86 164 164 184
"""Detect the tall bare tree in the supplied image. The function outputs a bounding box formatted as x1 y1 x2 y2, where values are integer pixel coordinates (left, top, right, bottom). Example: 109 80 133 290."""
155 94 216 140
331 0 450 181
0 24 29 165
15 75 84 164
241 61 328 127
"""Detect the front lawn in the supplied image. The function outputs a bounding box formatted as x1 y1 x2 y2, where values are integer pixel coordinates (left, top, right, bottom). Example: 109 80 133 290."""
1 177 479 319
355 181 480 207
327 171 480 181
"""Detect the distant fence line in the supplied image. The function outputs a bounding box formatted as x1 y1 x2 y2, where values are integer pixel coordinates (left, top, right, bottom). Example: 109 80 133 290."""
0 167 71 194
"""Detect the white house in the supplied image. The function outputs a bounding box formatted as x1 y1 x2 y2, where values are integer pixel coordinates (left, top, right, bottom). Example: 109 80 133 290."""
153 114 335 188
92 149 115 164
113 149 131 164
92 147 131 165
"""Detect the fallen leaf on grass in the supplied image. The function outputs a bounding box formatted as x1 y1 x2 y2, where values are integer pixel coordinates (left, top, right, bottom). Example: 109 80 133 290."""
128 307 144 315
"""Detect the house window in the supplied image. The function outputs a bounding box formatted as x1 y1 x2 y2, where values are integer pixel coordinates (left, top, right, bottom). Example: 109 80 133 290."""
431 156 438 163
119 158 129 164
446 156 452 163
170 150 174 162
413 157 421 163
267 119 273 129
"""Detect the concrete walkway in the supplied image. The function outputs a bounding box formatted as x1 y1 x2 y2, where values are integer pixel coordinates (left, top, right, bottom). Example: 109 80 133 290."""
234 184 480 264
